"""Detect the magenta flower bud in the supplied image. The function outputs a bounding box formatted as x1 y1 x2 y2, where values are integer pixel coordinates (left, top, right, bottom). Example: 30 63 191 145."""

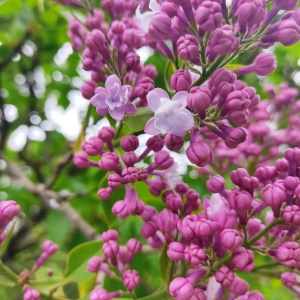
87 256 102 273
282 205 300 226
230 247 255 272
156 209 179 234
262 19 300 46
228 189 252 222
154 150 174 170
86 29 107 52
148 179 166 196
195 1 222 32
73 152 90 168
164 134 184 151
224 127 248 149
142 65 158 79
284 147 300 164
186 142 213 167
98 187 112 201
107 174 123 189
229 276 249 296
160 2 178 18
272 0 298 10
98 152 119 172
82 137 104 156
42 240 58 256
101 229 119 242
262 183 286 217
275 242 300 267
177 34 200 62
167 242 185 261
179 215 198 240
194 218 218 238
284 176 300 190
122 29 143 49
169 277 194 300
165 193 183 211
215 266 235 288
122 152 138 167
102 240 119 259
0 200 20 223
141 205 157 222
125 52 140 72
127 199 145 216
146 135 164 152
81 80 97 100
187 87 212 117
209 68 236 90
126 238 142 254
231 168 249 186
90 288 120 300
23 287 40 300
186 189 200 202
120 136 139 152
176 183 189 195
170 69 192 92
148 12 172 40
123 269 140 291
98 126 116 142
122 167 138 183
137 168 148 181
191 288 206 300
281 272 297 288
206 174 225 193
252 53 276 76
207 25 240 61
254 166 277 184
112 201 129 218
184 244 207 265
220 229 242 250
134 77 154 100
141 220 157 239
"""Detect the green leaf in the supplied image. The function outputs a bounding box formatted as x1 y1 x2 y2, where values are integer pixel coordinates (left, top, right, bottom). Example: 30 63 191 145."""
122 107 154 133
64 241 103 282
139 290 170 300
0 0 21 15
0 261 18 286
225 64 244 70
164 60 176 93
159 243 169 283
0 222 16 256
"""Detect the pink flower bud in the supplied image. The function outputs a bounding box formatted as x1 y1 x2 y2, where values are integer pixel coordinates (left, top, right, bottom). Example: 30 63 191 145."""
177 34 199 62
102 240 119 259
112 201 129 218
167 242 185 261
126 238 142 253
156 209 179 233
122 152 138 167
282 205 300 225
98 187 112 201
229 276 249 296
184 244 207 265
87 256 102 273
187 87 212 117
98 126 116 142
170 69 192 92
108 174 123 189
123 269 140 291
164 134 184 151
42 240 58 255
220 229 242 250
281 272 297 288
169 277 194 300
141 220 157 239
120 136 139 152
230 247 254 272
101 229 119 242
73 152 90 168
90 288 120 300
262 183 286 217
165 193 183 211
186 142 213 167
98 152 119 172
122 167 138 183
146 135 164 152
206 174 225 193
82 137 104 156
154 150 174 170
81 80 97 100
0 200 20 223
23 287 40 300
215 266 234 287
148 12 172 40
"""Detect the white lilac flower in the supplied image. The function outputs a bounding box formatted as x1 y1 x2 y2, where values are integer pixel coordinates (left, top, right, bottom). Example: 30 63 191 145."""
90 75 136 121
144 88 195 136
135 0 160 33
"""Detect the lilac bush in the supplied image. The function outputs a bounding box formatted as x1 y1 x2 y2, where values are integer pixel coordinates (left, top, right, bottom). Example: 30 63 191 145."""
3 0 300 299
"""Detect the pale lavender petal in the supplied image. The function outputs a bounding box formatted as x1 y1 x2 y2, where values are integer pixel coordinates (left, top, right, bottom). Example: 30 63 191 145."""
105 75 121 90
109 106 124 121
95 87 107 94
96 107 109 116
153 88 170 100
123 102 137 115
154 115 175 134
105 96 116 110
172 91 188 108
123 85 132 98
149 0 160 12
144 117 161 135
172 109 194 131
147 90 164 112
91 92 109 109
109 83 120 98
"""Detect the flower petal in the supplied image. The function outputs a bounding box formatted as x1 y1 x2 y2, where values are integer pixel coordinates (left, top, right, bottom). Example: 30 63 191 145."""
172 91 189 108
147 90 163 112
91 92 109 109
171 109 195 134
154 115 175 134
153 88 170 100
109 83 120 98
109 106 124 121
123 102 137 115
105 75 121 90
96 107 108 116
149 0 160 12
144 117 161 135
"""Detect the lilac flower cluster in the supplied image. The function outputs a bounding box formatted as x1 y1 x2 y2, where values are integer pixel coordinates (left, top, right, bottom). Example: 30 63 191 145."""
54 0 300 299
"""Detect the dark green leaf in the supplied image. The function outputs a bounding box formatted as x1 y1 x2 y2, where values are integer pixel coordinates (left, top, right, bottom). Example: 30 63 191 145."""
159 243 169 283
164 60 176 93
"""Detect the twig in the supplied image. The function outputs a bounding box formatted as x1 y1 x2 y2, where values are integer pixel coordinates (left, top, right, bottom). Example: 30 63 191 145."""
2 155 101 241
